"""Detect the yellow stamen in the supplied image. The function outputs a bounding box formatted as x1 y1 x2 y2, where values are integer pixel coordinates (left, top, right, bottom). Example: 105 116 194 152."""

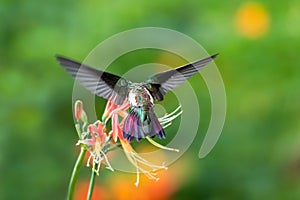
100 151 114 171
120 139 167 186
146 136 179 152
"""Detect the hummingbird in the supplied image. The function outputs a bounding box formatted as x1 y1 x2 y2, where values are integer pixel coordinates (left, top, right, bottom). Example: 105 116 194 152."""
56 53 218 142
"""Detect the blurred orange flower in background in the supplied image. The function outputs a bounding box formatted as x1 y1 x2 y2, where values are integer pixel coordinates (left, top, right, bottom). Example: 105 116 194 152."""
74 171 178 200
235 2 270 39
111 170 177 200
73 163 186 200
74 181 108 200
74 148 191 200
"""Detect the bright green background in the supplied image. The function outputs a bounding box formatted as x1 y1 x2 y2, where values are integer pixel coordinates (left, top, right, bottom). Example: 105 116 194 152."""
1 0 300 199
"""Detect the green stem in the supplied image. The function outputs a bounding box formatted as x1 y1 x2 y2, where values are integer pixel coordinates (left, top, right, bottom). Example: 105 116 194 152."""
87 166 97 200
68 147 87 200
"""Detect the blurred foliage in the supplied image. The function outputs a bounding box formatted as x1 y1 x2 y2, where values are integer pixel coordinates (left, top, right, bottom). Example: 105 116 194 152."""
1 0 300 199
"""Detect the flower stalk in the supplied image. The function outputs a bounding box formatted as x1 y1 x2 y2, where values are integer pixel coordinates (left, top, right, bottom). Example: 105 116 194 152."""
67 147 86 200
87 164 97 200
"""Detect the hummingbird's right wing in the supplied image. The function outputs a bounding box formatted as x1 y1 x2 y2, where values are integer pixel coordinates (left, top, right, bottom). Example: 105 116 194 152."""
145 54 218 101
56 55 128 105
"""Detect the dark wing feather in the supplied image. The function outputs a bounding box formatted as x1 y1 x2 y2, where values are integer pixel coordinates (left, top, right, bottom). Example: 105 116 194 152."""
56 55 128 105
145 54 218 101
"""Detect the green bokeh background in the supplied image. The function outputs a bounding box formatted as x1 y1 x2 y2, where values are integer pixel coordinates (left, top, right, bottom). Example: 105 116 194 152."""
1 0 300 199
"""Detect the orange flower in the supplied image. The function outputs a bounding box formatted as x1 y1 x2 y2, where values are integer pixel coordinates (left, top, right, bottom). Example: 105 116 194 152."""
236 2 270 39
109 156 182 200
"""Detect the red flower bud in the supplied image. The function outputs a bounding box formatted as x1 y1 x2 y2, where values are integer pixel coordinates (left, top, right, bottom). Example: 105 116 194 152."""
74 100 83 120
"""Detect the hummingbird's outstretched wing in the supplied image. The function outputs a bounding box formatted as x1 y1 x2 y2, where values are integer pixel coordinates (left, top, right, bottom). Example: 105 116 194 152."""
145 54 218 101
56 55 129 105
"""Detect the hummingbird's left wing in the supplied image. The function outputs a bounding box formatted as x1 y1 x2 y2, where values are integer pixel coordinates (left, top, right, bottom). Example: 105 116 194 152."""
145 54 218 101
56 55 128 105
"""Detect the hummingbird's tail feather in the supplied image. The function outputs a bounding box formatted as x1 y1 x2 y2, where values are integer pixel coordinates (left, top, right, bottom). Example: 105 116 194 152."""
123 108 166 142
